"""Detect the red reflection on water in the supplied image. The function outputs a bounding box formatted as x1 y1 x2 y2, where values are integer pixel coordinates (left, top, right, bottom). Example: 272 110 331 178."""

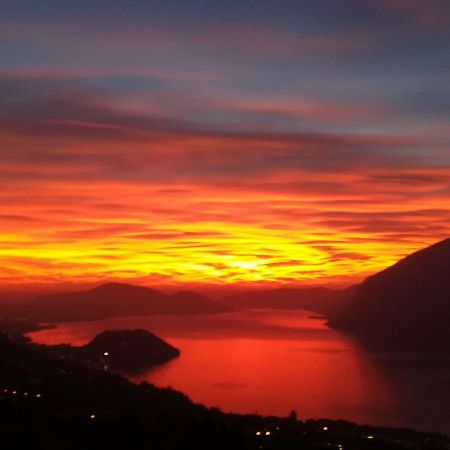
28 310 399 424
128 336 396 421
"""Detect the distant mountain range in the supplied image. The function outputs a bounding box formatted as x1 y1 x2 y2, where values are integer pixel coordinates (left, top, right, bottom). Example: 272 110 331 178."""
29 282 228 321
330 238 450 352
0 281 356 323
222 286 356 317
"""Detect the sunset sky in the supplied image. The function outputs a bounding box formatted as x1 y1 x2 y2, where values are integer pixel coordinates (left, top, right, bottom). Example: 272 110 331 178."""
1 0 449 290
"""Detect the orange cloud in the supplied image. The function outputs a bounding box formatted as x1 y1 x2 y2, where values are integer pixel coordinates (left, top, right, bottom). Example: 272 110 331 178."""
1 163 449 289
0 77 449 290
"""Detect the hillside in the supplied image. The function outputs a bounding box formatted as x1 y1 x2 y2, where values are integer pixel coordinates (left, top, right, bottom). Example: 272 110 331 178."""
330 238 450 351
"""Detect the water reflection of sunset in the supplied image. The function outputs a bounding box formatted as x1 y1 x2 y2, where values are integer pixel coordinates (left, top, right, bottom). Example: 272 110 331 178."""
28 310 401 427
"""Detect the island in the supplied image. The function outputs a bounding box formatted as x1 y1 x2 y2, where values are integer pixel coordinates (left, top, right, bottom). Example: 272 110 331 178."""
35 329 180 371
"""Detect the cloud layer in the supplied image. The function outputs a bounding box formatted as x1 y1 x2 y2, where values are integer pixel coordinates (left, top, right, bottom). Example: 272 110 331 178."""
0 1 449 288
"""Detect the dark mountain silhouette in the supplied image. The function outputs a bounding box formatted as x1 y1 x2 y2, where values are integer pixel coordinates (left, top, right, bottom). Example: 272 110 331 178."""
29 282 228 322
330 238 450 351
167 290 225 313
222 286 356 317
44 329 180 370
0 283 353 321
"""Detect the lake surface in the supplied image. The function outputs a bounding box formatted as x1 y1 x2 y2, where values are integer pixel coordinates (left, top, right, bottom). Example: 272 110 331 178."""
28 310 450 435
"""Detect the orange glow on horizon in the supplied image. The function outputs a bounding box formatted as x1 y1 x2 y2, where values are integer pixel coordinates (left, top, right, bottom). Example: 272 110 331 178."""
1 168 449 290
1 1 450 292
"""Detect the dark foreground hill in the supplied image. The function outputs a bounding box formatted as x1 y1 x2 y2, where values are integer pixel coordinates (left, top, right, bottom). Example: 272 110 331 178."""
222 286 356 318
27 282 228 322
330 238 450 352
42 329 180 370
0 332 448 450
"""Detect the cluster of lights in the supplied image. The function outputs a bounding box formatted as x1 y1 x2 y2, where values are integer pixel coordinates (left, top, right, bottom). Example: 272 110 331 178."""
255 431 272 436
2 388 42 398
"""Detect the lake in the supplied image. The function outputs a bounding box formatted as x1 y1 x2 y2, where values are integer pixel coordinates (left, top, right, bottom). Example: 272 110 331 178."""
27 309 450 435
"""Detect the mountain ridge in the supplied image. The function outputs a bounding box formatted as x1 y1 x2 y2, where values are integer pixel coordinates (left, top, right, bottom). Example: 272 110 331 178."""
30 282 228 322
330 238 450 351
222 285 356 317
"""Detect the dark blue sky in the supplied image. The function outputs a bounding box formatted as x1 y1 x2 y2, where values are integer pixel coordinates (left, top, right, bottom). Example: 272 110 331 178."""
1 0 449 136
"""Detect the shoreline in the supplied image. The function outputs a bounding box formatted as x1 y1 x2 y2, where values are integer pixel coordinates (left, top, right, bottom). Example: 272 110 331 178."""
4 316 450 438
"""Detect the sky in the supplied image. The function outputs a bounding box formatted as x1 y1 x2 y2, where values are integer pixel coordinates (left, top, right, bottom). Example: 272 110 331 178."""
1 0 449 291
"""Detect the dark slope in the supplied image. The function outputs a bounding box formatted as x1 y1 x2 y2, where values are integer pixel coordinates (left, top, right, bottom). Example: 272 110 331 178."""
330 238 450 351
222 286 356 318
30 282 227 322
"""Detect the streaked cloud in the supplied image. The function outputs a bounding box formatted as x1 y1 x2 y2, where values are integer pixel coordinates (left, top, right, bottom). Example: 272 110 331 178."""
0 1 449 288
